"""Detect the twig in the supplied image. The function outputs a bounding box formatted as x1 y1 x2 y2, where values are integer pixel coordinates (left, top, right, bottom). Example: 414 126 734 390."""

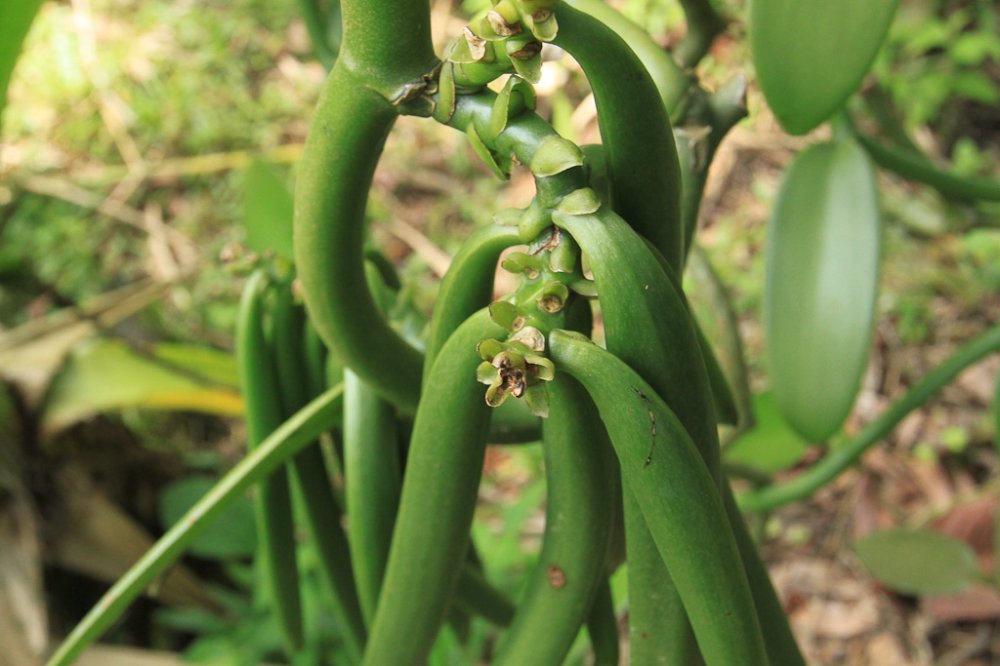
14 175 187 247
70 143 305 187
383 219 452 278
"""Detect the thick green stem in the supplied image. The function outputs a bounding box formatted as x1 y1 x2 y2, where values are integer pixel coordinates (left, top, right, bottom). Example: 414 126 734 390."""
339 0 437 99
740 323 1000 511
295 64 423 412
362 310 503 665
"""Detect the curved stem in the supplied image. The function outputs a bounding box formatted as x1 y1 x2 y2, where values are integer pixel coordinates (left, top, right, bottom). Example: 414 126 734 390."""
678 76 748 261
674 0 726 69
739 323 1000 511
849 118 1000 203
295 64 423 412
45 386 345 666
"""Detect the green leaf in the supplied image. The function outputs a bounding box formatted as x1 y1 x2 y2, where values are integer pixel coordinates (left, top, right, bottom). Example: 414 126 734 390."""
764 139 880 442
242 161 294 259
0 0 43 129
42 339 243 432
750 0 898 135
154 342 241 389
723 393 808 473
158 476 256 560
855 528 979 596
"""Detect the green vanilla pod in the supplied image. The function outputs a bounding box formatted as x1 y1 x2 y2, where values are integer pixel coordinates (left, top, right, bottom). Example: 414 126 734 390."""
548 330 768 666
554 205 720 663
362 309 505 665
552 208 720 476
269 278 367 660
622 487 702 665
641 236 740 427
722 485 806 666
552 2 684 273
343 369 401 626
564 0 690 120
303 320 329 400
492 375 615 665
236 271 304 653
585 579 620 666
452 565 517 627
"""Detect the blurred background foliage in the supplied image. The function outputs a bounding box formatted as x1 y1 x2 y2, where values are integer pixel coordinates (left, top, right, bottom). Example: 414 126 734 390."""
0 0 998 663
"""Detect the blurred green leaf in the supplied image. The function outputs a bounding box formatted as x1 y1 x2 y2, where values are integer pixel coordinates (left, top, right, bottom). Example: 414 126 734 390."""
949 31 1000 66
155 342 241 390
723 393 809 473
0 0 43 127
764 138 881 442
42 339 243 432
159 476 256 560
855 528 979 596
951 70 999 104
242 161 294 259
750 0 898 134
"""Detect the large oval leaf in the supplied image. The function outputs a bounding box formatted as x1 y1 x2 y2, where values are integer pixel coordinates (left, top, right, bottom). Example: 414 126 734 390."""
750 0 898 135
764 139 880 442
855 529 979 596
